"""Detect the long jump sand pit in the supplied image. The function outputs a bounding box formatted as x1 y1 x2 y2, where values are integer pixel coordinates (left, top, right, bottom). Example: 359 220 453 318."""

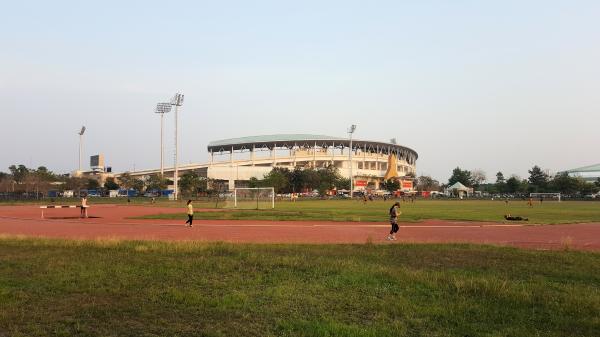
1 204 599 251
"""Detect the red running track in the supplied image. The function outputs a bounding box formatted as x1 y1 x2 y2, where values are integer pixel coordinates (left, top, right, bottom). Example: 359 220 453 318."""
0 204 599 251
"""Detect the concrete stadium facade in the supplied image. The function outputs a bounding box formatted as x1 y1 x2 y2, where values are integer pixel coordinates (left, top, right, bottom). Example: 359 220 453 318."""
117 134 418 191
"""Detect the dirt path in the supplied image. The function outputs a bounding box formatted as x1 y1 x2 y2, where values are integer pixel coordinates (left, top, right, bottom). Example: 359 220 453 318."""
1 204 599 251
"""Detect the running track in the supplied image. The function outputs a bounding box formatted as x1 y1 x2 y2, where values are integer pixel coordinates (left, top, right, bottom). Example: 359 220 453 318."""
1 204 599 251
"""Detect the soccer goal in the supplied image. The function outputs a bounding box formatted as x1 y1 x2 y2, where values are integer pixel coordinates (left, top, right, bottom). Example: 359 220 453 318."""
226 187 275 209
530 192 561 202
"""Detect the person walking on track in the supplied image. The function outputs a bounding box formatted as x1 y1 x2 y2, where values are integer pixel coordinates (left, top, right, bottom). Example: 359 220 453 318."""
80 195 88 218
387 201 401 241
185 200 194 227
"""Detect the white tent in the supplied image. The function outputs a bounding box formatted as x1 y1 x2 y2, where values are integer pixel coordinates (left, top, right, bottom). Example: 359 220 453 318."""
445 182 473 198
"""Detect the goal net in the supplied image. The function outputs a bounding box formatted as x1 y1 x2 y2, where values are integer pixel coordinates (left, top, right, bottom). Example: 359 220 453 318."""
225 187 275 209
530 193 561 202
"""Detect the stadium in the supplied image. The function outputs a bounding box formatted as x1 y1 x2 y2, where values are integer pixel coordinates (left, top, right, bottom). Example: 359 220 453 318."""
116 134 418 192
562 163 600 182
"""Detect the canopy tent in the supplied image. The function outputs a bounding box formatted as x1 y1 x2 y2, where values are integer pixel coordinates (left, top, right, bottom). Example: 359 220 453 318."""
445 182 473 198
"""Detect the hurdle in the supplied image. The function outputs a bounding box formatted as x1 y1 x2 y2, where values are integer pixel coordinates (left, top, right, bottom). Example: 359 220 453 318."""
40 205 79 219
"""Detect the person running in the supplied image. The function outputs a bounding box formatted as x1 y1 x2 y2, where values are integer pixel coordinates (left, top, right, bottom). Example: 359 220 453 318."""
80 195 88 218
387 202 401 241
185 200 194 227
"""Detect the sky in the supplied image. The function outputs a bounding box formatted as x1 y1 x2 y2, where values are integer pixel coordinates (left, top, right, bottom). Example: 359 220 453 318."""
1 0 599 183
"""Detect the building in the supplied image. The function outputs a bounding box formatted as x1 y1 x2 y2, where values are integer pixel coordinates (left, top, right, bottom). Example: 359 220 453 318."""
562 163 600 182
116 134 418 192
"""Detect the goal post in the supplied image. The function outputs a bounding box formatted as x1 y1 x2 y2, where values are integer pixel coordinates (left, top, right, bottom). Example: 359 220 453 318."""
229 187 275 209
530 192 561 202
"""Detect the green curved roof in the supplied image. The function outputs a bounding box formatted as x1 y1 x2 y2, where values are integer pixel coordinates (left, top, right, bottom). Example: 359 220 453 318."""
565 163 600 173
207 134 418 160
208 134 340 147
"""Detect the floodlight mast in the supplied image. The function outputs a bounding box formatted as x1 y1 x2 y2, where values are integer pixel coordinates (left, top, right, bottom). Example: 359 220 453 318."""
78 126 86 172
171 93 184 200
348 124 357 198
155 103 172 177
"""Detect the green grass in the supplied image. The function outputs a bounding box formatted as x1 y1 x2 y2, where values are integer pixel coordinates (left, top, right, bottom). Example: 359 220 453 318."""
0 238 598 336
139 199 600 224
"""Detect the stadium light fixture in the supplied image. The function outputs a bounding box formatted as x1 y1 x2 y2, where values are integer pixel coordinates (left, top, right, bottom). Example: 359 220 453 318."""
348 124 357 198
155 103 172 176
78 126 86 171
170 93 184 200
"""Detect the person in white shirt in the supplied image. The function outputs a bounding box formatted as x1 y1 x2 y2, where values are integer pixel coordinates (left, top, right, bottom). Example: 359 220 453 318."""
80 196 88 218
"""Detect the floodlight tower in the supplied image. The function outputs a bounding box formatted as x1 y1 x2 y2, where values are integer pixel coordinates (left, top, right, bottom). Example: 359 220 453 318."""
348 124 357 198
155 103 172 176
171 93 184 200
78 126 86 171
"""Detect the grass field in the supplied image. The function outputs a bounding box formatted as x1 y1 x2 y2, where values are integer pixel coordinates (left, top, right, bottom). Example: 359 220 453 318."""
139 199 600 224
0 238 598 337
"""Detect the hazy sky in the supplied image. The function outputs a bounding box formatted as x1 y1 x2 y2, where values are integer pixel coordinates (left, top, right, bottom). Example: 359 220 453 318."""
1 0 598 182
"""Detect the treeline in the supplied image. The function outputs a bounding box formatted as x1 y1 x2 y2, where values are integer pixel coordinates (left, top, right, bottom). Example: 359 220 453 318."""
247 166 350 195
447 166 600 196
0 164 134 195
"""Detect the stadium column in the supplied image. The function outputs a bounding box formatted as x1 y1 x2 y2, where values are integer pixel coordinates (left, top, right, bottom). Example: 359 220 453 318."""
363 143 366 169
330 142 334 166
251 145 255 166
271 143 276 166
313 141 317 168
230 146 234 191
293 142 297 166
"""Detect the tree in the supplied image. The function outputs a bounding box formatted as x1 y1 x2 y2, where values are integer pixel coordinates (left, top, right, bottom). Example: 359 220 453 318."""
262 168 291 194
132 178 145 193
528 165 549 192
104 177 119 190
8 164 29 183
416 175 440 191
145 174 169 191
381 179 400 193
470 169 486 188
448 167 472 187
179 171 202 197
118 173 134 190
336 177 351 190
87 179 100 190
495 171 506 193
550 172 579 195
595 178 600 189
64 177 87 192
35 166 57 182
505 176 521 193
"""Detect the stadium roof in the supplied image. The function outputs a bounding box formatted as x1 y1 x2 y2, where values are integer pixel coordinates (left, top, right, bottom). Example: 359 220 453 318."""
207 134 418 160
565 163 600 173
208 134 339 147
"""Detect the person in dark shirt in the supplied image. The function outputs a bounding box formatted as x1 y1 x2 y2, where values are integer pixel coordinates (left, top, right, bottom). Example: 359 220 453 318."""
504 214 528 221
387 202 401 241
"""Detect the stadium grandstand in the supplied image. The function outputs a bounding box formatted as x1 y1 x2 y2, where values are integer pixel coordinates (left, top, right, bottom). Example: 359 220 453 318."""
561 163 600 182
115 134 418 192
